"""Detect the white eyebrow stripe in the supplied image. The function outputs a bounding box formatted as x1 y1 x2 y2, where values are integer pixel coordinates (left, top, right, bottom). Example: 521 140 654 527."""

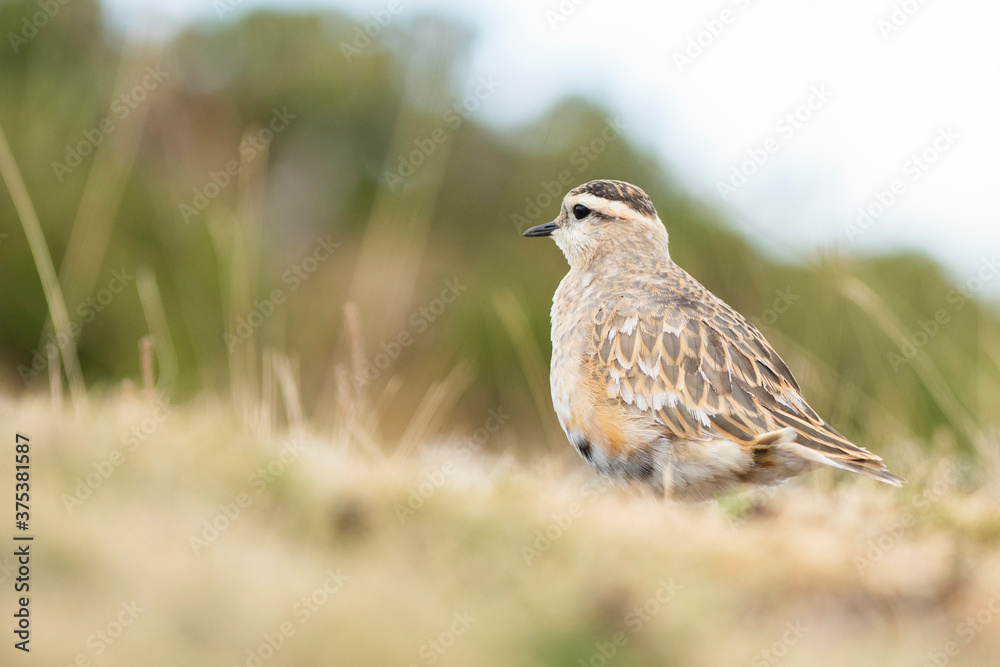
570 193 648 221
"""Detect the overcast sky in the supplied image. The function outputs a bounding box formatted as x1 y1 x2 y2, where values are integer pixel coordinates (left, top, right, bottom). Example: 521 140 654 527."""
103 0 1000 293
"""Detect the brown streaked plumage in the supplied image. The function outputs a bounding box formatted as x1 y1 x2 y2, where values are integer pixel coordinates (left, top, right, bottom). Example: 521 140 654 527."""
524 179 904 501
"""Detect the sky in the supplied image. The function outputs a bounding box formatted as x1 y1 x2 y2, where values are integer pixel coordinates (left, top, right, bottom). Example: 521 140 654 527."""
102 0 1000 293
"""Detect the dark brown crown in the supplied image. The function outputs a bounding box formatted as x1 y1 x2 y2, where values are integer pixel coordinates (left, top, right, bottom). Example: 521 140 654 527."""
569 180 657 219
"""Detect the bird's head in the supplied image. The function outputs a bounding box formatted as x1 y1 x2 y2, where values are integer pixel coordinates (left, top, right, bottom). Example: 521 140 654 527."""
523 179 669 268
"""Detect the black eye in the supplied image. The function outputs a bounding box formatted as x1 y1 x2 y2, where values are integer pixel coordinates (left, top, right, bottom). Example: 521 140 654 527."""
572 204 591 219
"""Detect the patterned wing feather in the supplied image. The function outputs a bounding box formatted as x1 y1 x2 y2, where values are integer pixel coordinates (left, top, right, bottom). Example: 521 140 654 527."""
592 289 903 486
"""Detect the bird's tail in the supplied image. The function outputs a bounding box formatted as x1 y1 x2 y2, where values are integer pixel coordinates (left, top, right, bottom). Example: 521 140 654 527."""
752 426 906 487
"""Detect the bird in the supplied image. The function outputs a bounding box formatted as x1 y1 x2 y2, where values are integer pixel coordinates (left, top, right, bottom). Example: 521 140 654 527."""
523 179 904 501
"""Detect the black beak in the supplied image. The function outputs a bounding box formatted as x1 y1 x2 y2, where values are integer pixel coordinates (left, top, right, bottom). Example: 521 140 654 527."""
522 221 558 237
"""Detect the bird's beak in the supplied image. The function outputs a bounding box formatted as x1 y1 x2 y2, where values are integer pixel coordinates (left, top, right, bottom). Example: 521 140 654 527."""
522 220 558 237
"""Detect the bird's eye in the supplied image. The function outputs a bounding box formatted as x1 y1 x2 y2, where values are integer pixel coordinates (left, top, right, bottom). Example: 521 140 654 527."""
572 204 591 219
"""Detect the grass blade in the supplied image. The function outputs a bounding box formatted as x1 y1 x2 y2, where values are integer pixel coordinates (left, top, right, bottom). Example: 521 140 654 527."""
0 121 87 413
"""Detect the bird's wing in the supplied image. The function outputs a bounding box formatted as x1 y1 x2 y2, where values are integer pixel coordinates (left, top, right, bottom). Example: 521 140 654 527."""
591 288 903 485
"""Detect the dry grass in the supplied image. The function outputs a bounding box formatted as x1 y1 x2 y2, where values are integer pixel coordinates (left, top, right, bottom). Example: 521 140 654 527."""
3 394 1000 667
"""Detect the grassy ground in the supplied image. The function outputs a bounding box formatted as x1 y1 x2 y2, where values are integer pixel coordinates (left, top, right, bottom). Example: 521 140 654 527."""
2 394 1000 667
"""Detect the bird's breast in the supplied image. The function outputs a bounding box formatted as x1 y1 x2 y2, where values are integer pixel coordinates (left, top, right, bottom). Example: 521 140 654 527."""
549 272 641 462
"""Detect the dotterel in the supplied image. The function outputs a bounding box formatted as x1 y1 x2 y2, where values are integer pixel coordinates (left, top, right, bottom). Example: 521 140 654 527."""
524 179 904 501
